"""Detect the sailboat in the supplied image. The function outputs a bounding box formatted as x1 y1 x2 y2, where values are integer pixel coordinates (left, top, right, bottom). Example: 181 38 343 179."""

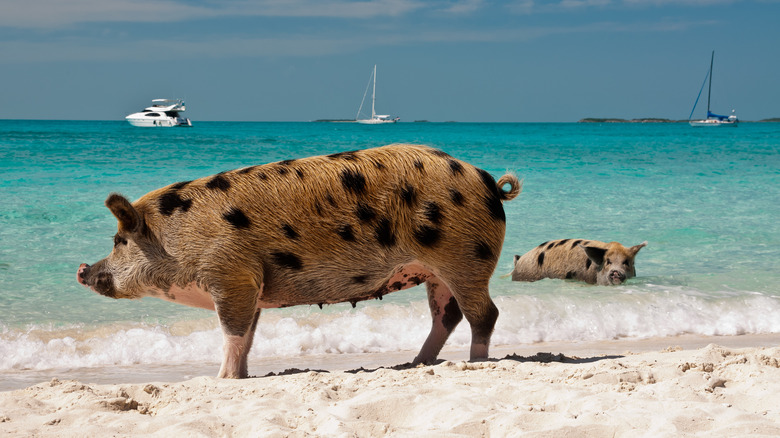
356 65 399 124
689 51 738 127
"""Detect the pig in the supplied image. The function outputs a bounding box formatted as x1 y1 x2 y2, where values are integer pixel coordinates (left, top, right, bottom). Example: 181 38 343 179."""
510 239 647 285
77 144 521 378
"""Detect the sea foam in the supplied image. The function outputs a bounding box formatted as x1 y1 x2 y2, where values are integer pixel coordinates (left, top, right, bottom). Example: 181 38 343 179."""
2 286 779 372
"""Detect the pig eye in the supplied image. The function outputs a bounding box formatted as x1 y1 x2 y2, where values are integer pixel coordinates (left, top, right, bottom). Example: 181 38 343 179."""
606 258 611 265
113 235 127 247
623 260 630 266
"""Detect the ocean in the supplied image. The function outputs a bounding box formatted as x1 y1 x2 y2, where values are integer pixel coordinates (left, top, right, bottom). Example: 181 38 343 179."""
1 120 779 388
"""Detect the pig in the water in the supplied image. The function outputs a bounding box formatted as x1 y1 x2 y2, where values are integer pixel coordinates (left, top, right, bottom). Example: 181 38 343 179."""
510 239 647 285
78 144 521 378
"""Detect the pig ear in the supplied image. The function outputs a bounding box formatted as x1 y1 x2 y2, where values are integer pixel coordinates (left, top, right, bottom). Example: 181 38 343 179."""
513 254 520 264
105 193 142 234
581 245 606 266
630 241 648 256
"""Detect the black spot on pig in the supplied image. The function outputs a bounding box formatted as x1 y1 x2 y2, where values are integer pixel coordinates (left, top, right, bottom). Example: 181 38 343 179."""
171 181 191 190
281 224 299 240
448 160 464 176
356 202 376 223
423 202 443 224
449 189 465 206
471 302 499 343
271 252 303 270
341 169 367 195
207 174 231 191
400 184 418 207
537 252 545 266
224 208 251 229
414 225 441 247
159 192 192 216
477 169 505 222
375 218 396 247
337 224 356 242
352 275 368 284
328 150 360 160
442 297 463 331
474 241 493 260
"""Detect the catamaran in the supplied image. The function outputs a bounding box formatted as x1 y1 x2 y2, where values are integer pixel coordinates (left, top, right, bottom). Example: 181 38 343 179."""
356 65 399 124
689 51 737 127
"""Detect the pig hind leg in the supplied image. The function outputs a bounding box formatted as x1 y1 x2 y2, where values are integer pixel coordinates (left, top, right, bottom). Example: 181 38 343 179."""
451 281 499 361
413 277 463 365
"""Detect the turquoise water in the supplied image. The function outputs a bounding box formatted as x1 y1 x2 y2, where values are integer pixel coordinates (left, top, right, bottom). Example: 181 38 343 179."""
1 120 779 373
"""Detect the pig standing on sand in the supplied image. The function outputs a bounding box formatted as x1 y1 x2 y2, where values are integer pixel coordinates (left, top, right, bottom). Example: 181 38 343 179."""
510 239 647 285
77 144 521 378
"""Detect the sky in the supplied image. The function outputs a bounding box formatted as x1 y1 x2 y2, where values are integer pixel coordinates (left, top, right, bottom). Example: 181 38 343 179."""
0 0 778 122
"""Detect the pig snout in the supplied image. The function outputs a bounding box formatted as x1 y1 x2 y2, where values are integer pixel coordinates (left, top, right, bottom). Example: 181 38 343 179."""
77 263 90 286
609 270 626 284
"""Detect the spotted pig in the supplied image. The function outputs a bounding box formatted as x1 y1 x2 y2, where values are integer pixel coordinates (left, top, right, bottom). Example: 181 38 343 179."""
77 144 521 378
510 239 647 285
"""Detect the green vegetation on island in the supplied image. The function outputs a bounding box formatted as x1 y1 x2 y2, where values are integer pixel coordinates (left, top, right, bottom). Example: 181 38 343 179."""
578 118 684 123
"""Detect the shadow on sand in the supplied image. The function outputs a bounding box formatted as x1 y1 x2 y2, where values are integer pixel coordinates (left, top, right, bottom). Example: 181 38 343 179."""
258 351 623 378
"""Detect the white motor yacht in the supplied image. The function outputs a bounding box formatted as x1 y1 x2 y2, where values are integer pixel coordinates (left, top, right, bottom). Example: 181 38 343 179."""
125 99 192 127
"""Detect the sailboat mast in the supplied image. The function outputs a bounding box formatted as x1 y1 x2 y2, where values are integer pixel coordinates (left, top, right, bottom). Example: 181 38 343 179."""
371 65 377 119
706 51 714 114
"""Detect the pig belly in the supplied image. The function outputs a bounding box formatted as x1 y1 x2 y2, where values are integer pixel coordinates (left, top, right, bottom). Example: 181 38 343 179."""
258 262 435 308
152 282 217 311
152 263 435 310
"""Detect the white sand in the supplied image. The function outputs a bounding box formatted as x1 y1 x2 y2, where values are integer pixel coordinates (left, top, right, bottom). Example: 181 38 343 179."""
1 335 779 437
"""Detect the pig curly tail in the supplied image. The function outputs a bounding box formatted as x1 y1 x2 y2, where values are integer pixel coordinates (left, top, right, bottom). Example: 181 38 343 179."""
497 174 522 201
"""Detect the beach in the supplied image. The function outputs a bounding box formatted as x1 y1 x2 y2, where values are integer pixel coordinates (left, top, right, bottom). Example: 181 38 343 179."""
2 334 779 437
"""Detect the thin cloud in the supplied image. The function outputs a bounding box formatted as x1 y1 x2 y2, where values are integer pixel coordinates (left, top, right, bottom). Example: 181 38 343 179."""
440 0 486 14
0 0 424 29
0 18 716 63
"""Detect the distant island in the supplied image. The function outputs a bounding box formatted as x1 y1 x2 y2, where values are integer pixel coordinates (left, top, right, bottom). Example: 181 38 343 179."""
580 117 780 123
578 118 684 123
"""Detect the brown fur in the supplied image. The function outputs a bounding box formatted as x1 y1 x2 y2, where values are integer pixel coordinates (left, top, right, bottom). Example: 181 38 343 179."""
510 239 646 285
78 144 521 378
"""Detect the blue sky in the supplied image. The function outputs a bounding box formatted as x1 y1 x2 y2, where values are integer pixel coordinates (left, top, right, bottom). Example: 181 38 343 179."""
1 0 778 122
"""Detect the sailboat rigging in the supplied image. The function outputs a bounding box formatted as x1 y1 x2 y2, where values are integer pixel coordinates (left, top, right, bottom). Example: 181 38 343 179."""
356 65 399 124
689 51 738 127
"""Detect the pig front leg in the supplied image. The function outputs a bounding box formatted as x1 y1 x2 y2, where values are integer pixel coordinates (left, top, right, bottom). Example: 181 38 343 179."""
213 285 262 379
413 277 463 365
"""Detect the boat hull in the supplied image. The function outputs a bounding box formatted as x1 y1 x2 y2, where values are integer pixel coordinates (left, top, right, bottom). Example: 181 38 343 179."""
126 114 191 127
689 119 738 127
356 119 398 125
